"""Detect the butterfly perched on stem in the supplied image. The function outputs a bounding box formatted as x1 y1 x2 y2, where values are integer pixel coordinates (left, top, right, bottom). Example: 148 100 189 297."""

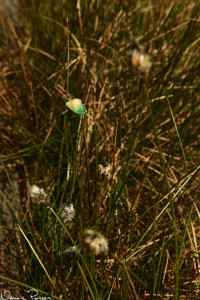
66 98 86 116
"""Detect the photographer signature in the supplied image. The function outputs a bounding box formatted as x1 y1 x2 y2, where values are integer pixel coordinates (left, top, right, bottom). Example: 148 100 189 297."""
0 289 51 300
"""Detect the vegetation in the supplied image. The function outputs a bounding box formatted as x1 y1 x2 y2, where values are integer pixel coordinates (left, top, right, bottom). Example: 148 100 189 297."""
0 0 199 299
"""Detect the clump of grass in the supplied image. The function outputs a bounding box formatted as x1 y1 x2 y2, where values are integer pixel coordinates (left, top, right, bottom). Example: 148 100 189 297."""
0 0 199 299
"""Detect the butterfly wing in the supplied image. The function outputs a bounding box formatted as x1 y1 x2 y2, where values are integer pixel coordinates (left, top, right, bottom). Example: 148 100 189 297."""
66 98 85 115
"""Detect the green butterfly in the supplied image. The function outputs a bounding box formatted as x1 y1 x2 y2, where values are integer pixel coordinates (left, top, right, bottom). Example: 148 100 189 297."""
66 98 85 115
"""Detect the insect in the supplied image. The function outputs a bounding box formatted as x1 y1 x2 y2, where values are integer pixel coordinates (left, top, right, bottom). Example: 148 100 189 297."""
128 38 152 77
66 98 85 115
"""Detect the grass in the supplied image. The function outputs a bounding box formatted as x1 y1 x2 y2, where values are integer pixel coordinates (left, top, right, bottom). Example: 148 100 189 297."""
0 0 199 299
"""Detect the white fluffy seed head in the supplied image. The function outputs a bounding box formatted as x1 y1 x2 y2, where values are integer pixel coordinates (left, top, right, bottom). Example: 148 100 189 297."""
84 229 108 255
58 203 75 226
29 184 50 207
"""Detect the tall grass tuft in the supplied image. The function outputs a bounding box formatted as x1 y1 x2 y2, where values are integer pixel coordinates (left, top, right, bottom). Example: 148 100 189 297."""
0 0 199 299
